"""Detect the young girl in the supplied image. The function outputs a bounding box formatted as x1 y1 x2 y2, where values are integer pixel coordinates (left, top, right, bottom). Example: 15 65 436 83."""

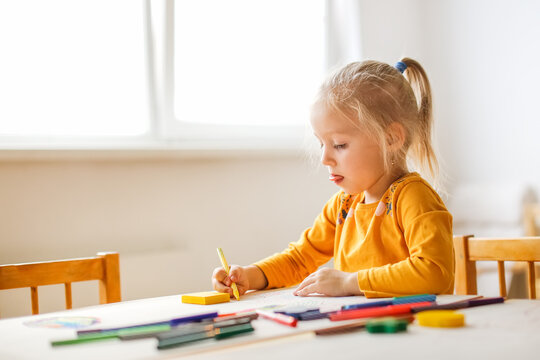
212 58 454 298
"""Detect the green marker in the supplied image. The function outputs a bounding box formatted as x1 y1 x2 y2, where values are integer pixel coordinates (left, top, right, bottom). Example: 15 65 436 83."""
117 324 172 340
157 330 215 349
117 324 172 337
214 322 254 340
51 332 118 346
51 324 172 346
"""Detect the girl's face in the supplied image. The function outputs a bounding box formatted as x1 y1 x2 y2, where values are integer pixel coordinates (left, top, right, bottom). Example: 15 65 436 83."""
310 103 386 198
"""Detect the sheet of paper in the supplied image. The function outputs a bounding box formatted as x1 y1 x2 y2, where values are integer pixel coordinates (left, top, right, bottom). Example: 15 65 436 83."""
220 287 376 312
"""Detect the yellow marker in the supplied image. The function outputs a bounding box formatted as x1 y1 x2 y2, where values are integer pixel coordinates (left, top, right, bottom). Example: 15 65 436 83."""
216 248 240 300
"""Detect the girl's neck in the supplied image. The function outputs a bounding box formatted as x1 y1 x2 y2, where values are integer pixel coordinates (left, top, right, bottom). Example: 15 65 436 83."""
363 167 409 204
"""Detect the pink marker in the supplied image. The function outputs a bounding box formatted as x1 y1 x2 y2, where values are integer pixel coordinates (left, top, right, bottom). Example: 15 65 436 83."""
256 309 298 327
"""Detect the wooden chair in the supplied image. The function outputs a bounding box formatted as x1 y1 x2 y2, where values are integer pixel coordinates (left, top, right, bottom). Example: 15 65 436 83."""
454 235 540 299
0 252 121 315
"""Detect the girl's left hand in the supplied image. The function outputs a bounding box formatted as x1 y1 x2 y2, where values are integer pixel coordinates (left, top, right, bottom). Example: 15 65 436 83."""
293 268 362 297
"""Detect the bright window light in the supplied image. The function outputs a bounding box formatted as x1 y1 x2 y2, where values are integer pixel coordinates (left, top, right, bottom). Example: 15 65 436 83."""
173 0 326 127
0 0 149 137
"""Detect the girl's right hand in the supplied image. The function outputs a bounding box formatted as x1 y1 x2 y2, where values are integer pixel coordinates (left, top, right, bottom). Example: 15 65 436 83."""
212 264 249 296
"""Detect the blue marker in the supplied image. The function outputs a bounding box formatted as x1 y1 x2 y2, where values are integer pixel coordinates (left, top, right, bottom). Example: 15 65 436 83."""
342 294 436 311
392 294 436 305
342 299 393 311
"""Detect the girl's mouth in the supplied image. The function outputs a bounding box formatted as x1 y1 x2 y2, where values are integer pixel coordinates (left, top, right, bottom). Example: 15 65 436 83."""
329 174 344 184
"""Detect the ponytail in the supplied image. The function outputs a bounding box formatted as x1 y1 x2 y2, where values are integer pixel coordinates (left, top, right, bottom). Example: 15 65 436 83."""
399 57 438 181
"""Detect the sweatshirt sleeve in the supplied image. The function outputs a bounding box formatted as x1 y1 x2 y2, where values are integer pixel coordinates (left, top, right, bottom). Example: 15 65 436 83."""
357 182 455 298
253 192 341 289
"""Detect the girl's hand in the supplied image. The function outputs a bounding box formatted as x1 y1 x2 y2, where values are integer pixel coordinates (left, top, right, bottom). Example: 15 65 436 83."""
293 268 362 297
212 265 250 296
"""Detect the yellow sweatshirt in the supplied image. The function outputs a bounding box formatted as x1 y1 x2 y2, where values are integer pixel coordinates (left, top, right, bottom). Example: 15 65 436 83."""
254 172 454 298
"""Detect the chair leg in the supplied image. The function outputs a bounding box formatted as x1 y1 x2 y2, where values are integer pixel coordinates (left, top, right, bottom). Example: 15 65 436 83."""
497 261 507 297
65 283 72 309
30 287 39 315
527 261 536 299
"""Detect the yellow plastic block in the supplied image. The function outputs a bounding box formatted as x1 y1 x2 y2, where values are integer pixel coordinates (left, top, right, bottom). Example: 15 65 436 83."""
181 291 230 305
416 310 465 328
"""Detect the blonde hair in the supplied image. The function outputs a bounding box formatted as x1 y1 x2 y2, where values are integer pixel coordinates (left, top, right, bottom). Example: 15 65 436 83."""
315 57 439 186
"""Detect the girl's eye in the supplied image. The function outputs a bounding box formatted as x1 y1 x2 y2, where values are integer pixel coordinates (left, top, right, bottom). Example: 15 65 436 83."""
334 144 347 150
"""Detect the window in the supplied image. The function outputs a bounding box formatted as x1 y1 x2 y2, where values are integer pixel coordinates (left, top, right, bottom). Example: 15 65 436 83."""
0 0 328 148
168 0 326 142
0 0 149 140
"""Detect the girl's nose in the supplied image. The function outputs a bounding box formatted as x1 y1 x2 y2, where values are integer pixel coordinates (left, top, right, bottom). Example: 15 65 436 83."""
320 148 335 166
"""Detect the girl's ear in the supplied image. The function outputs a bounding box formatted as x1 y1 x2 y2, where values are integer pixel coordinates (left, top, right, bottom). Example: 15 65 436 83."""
385 122 406 151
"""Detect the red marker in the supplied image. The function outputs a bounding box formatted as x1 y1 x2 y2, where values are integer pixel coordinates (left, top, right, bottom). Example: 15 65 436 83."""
214 311 259 322
218 309 256 317
256 309 298 327
330 301 433 321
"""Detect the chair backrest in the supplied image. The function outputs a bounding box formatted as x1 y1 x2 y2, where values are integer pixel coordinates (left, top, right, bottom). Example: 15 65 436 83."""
453 235 540 299
0 252 121 315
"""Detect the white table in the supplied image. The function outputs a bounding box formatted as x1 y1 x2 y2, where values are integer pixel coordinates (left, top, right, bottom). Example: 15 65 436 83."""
1 288 539 360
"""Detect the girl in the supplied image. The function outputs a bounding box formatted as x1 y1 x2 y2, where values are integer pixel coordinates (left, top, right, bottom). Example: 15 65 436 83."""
212 58 454 298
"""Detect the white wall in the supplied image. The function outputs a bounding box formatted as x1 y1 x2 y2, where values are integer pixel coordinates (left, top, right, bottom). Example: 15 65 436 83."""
361 0 540 185
423 0 540 187
0 154 335 317
424 0 540 240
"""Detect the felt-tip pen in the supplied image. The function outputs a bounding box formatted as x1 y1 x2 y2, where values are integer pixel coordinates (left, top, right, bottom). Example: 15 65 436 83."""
256 309 297 327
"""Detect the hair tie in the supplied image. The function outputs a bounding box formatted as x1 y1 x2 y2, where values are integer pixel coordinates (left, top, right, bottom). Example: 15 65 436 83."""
395 61 407 74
